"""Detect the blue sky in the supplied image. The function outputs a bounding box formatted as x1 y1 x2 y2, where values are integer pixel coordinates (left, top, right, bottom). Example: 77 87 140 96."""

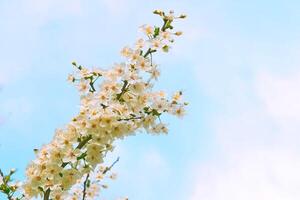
1 1 300 199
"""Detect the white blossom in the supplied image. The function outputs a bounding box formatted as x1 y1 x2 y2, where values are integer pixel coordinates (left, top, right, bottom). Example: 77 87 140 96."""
20 10 187 200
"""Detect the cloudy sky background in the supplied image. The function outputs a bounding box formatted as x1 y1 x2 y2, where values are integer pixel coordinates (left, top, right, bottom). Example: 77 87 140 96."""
1 0 300 199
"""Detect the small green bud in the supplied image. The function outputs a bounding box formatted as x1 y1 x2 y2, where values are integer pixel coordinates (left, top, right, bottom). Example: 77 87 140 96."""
162 45 169 52
179 14 187 19
153 9 164 16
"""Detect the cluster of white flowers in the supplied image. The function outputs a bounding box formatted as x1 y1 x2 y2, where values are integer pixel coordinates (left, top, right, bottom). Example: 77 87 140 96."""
21 10 187 200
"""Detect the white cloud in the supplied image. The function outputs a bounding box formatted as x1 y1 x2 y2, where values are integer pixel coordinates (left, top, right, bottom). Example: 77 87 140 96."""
0 0 83 86
141 149 169 174
102 144 171 199
190 69 300 200
100 0 129 15
257 71 300 129
0 63 28 86
190 149 300 200
124 147 170 183
23 0 82 22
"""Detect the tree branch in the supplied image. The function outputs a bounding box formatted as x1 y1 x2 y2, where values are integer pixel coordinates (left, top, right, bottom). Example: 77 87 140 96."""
82 173 90 200
43 188 50 200
103 157 120 175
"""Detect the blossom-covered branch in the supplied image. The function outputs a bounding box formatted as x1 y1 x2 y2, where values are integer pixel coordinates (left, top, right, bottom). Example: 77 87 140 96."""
1 9 187 200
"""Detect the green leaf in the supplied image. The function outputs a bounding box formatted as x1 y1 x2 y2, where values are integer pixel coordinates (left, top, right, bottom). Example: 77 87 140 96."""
151 109 161 116
77 152 87 160
38 186 44 192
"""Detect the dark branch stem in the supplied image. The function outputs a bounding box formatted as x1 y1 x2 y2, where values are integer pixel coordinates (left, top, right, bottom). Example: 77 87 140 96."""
89 81 96 92
82 173 90 200
143 48 156 58
43 188 50 200
144 48 152 58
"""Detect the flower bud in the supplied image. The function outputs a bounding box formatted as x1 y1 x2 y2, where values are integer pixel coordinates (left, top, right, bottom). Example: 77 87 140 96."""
67 74 75 83
179 14 187 19
162 45 169 52
153 9 164 16
175 31 183 36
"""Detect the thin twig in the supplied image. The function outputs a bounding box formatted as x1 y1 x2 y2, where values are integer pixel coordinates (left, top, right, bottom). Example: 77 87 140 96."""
82 173 90 200
103 157 120 175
